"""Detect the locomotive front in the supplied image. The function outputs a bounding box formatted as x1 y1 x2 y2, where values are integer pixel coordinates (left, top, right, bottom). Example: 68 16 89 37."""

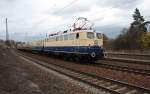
75 31 105 60
72 17 106 60
87 32 105 60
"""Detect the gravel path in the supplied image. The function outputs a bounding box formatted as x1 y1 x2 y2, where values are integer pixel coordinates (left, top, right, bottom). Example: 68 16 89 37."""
0 49 95 94
0 49 42 94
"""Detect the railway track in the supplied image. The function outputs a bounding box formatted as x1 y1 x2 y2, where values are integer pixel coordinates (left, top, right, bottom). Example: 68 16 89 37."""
19 50 150 76
106 52 150 64
106 52 150 57
17 51 150 94
105 57 150 65
96 61 150 76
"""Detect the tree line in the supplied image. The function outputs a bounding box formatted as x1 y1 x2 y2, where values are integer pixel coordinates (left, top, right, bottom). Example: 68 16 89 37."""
104 8 150 50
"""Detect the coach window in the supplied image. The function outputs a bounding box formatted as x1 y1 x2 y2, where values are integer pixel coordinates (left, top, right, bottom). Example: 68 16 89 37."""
59 36 63 41
69 34 74 40
58 36 61 41
96 33 102 39
52 37 54 41
56 37 58 41
48 38 51 42
76 33 79 39
64 35 68 40
53 37 56 41
87 32 94 39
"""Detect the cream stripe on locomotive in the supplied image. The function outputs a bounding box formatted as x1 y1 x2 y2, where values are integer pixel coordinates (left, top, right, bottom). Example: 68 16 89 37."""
43 30 103 47
27 30 103 48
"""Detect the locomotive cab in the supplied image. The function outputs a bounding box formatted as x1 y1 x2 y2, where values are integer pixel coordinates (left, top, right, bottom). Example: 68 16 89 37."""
74 31 103 46
73 30 105 60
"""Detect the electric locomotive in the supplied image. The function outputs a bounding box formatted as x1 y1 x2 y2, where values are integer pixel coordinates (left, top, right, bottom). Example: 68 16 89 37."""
18 17 106 61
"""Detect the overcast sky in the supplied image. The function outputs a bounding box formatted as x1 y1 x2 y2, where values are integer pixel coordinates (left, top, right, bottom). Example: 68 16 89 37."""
0 0 150 41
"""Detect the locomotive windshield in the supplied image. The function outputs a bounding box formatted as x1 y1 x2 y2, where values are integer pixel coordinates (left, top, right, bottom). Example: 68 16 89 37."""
87 32 94 39
96 33 102 39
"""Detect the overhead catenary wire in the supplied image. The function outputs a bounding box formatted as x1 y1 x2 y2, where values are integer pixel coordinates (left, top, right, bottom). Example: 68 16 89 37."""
52 0 79 14
18 0 79 42
1 0 80 41
30 0 79 31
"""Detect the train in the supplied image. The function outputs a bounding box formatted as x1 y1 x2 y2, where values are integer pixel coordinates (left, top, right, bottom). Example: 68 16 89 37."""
17 17 106 61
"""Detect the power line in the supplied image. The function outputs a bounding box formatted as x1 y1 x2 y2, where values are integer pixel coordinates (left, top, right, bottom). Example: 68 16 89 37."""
53 0 79 14
4 0 79 34
29 0 79 30
3 0 80 41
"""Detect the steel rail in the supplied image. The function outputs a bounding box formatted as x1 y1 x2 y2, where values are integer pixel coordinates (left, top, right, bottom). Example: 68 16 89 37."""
17 51 150 94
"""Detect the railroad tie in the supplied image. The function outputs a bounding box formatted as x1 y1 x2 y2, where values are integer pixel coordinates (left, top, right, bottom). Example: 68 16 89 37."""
94 80 105 85
124 90 137 94
106 84 118 89
81 77 92 80
77 75 88 79
89 78 99 83
100 82 111 87
114 87 127 92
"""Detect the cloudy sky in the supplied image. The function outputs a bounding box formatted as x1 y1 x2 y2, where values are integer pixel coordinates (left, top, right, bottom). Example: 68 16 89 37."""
0 0 150 41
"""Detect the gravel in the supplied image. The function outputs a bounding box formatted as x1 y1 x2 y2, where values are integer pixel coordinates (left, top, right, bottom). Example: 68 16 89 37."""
0 49 96 94
0 49 42 94
96 59 150 70
107 53 150 61
19 50 150 89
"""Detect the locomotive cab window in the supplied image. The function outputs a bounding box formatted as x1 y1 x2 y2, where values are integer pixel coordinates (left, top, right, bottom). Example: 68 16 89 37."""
96 33 102 39
87 32 94 39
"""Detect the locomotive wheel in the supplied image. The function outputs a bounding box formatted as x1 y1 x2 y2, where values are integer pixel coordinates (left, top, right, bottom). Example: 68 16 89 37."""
90 52 96 58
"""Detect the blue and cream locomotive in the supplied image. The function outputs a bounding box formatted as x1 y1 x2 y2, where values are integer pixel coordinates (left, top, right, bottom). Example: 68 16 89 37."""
18 17 106 61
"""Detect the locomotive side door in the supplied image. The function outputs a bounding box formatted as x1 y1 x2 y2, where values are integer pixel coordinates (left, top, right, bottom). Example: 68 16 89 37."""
75 33 80 53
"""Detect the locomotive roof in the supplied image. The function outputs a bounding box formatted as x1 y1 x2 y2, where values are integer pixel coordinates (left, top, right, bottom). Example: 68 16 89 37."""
48 17 96 37
48 30 95 37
